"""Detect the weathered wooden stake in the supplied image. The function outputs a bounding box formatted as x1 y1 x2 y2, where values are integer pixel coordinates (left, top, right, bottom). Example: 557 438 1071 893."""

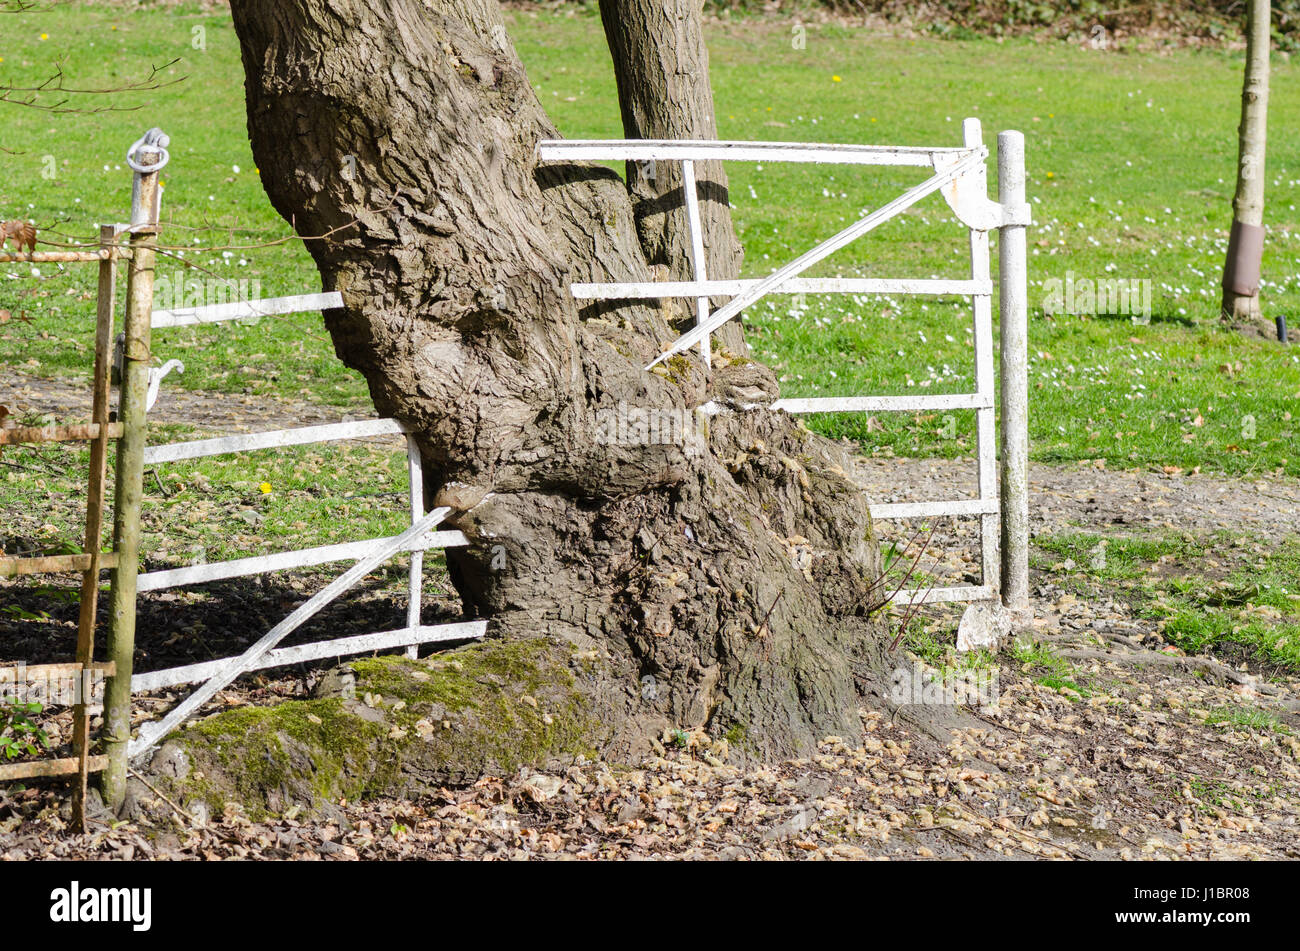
70 224 119 830
101 129 168 811
997 130 1030 612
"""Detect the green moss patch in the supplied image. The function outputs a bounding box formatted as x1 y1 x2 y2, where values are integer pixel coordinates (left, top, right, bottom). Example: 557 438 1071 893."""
152 638 599 818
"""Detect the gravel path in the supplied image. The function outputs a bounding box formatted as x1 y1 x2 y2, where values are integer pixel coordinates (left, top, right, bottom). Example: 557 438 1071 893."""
4 368 378 435
860 455 1300 544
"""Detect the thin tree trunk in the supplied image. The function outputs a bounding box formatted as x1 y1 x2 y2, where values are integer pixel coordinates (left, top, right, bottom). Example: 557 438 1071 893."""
223 0 952 768
1222 0 1271 326
599 0 746 354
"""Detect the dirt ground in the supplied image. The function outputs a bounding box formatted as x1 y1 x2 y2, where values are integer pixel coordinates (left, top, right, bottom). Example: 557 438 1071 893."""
4 367 370 434
2 379 1299 860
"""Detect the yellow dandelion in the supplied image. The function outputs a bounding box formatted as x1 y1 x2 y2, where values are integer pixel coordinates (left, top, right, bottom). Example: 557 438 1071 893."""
259 481 273 494
832 75 842 83
39 33 49 40
1046 171 1055 179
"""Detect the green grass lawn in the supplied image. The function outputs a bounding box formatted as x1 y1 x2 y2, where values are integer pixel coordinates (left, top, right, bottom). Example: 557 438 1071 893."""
0 423 422 567
516 14 1300 477
1026 523 1300 675
0 8 363 405
2 3 1299 497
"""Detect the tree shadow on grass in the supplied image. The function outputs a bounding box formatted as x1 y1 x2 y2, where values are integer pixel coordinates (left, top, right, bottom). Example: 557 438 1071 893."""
1094 309 1194 329
0 564 471 680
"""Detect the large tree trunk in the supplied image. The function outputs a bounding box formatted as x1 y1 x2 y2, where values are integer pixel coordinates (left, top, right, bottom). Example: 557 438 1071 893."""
225 0 945 764
1222 0 1271 328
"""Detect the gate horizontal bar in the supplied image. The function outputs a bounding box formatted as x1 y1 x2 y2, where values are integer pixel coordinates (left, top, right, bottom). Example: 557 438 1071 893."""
0 422 123 446
889 585 993 605
773 393 992 414
151 291 344 328
572 277 992 299
538 139 979 167
137 530 470 591
0 552 119 578
143 417 408 464
0 661 116 680
869 499 998 519
130 621 488 693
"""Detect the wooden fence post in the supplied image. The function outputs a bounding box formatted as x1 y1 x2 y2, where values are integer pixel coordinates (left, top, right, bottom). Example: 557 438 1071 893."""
997 130 1030 613
69 224 119 829
101 129 168 811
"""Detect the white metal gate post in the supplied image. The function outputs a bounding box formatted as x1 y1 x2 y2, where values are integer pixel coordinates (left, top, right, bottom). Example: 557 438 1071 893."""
679 159 712 367
997 130 1030 611
963 119 1001 597
405 435 424 658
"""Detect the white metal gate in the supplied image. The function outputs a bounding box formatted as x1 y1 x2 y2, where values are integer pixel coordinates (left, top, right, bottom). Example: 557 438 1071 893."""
537 117 1030 611
125 292 485 759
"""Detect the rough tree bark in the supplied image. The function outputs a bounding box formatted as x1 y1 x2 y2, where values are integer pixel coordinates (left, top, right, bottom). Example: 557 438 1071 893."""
224 0 953 766
1221 0 1270 328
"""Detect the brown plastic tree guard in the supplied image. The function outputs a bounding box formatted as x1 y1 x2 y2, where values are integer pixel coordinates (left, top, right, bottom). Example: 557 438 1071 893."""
1224 220 1265 296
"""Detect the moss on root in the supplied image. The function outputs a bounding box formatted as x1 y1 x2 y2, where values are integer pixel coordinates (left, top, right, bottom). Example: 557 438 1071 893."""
142 638 599 820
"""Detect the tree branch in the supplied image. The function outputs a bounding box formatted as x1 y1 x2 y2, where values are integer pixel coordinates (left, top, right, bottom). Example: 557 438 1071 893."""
0 60 186 114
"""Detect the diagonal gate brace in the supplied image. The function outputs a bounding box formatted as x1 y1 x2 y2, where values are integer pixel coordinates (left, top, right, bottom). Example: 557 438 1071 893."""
646 149 988 369
128 506 452 759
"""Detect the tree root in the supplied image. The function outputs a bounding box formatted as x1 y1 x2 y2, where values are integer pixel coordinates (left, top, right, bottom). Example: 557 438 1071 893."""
1056 647 1281 696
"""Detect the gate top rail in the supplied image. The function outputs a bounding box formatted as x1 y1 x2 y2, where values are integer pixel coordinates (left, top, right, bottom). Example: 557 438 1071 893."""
537 138 980 168
0 249 116 263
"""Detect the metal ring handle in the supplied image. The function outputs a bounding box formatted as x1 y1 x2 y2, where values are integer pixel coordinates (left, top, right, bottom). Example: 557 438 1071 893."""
126 127 171 174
